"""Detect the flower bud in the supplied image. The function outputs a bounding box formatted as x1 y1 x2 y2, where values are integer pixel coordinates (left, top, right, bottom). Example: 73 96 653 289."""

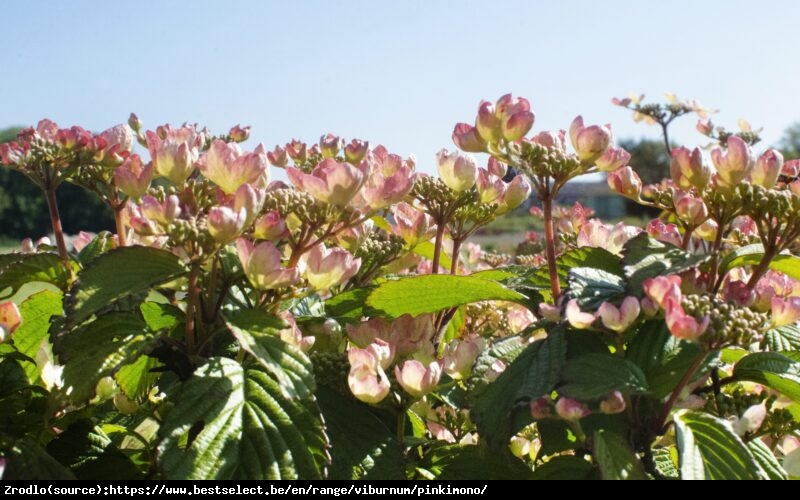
348 347 391 404
598 297 640 333
495 94 534 141
228 124 250 143
771 296 800 327
208 206 247 243
253 211 288 240
673 190 708 226
664 298 709 342
607 166 642 200
670 147 710 190
442 336 485 380
496 175 531 215
475 100 502 143
642 275 682 309
569 116 612 163
476 169 506 204
236 238 299 290
595 146 631 172
128 113 143 132
565 299 595 329
141 195 181 225
114 154 153 199
555 397 589 421
599 391 626 415
285 140 307 163
395 359 442 398
393 202 435 247
267 146 288 167
436 149 477 192
711 135 755 187
452 123 488 153
0 301 22 343
303 243 360 290
319 133 343 158
344 139 370 164
750 149 783 188
287 159 367 206
530 397 552 419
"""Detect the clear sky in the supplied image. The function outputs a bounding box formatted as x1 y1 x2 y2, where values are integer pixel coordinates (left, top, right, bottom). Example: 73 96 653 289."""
4 0 800 175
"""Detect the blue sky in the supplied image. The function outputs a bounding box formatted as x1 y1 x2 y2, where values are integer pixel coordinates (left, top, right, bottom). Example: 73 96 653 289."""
4 1 800 175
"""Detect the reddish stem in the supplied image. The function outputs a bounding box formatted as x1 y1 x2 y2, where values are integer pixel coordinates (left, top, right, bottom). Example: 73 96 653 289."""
654 351 708 434
431 222 446 275
45 187 71 273
542 195 561 301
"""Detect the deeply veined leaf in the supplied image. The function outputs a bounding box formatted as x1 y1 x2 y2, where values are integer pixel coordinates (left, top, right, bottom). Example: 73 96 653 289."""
719 243 800 281
158 357 328 479
0 253 74 299
673 410 760 480
115 355 162 400
11 290 62 383
764 323 800 351
593 430 647 480
422 443 534 480
530 455 596 480
223 309 315 399
66 246 187 325
748 438 788 480
140 302 183 332
316 387 403 479
567 267 626 309
560 353 648 400
471 330 566 450
366 274 525 318
3 437 76 480
622 233 707 294
732 351 800 402
55 312 158 403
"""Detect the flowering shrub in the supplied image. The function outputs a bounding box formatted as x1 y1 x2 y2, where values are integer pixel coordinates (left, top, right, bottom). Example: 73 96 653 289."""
0 93 798 480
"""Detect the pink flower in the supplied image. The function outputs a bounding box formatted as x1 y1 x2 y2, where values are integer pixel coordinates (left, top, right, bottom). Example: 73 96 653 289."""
72 231 96 253
565 299 595 329
198 140 269 195
145 126 203 184
344 139 370 164
267 146 288 167
356 153 415 210
451 123 488 153
285 140 307 163
530 397 551 419
711 135 755 187
771 296 800 327
569 116 612 163
98 123 134 165
496 175 531 215
664 298 709 342
319 133 344 158
442 336 485 380
577 219 641 255
507 305 536 333
0 301 22 343
646 219 682 247
140 195 181 226
437 149 477 192
595 146 631 172
695 219 719 242
555 397 590 421
530 130 567 151
303 243 360 290
750 149 784 188
476 168 506 204
393 202 435 247
673 190 708 226
670 147 709 190
599 391 626 415
346 317 392 348
114 154 153 199
287 158 367 206
253 211 288 240
208 206 247 243
235 238 299 290
348 348 391 404
395 359 442 398
607 166 642 200
278 311 315 352
495 94 535 141
598 297 640 332
388 314 435 357
642 275 682 310
228 124 250 143
538 302 561 322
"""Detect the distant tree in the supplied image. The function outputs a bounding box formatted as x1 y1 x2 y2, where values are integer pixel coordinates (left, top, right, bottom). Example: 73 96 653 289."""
0 126 114 240
618 138 671 217
778 122 800 160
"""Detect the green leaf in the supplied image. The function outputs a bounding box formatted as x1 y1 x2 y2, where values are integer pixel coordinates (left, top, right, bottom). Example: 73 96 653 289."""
11 290 62 383
531 455 596 480
115 355 162 400
593 430 647 480
673 410 760 480
316 387 403 479
0 358 29 397
366 274 525 318
748 438 788 480
422 443 534 480
626 320 715 399
66 246 187 325
4 437 76 480
652 447 680 479
471 330 566 450
0 253 74 299
140 302 184 332
719 243 800 281
567 267 626 309
537 419 579 456
158 357 327 479
732 351 800 402
55 312 157 403
46 420 142 479
412 241 452 271
76 231 114 265
467 335 528 397
440 305 467 352
764 323 800 351
622 233 707 294
223 309 315 399
324 288 375 320
560 353 648 400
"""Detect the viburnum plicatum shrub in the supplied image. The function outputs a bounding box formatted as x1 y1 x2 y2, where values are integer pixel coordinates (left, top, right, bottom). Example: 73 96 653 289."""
0 93 798 480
